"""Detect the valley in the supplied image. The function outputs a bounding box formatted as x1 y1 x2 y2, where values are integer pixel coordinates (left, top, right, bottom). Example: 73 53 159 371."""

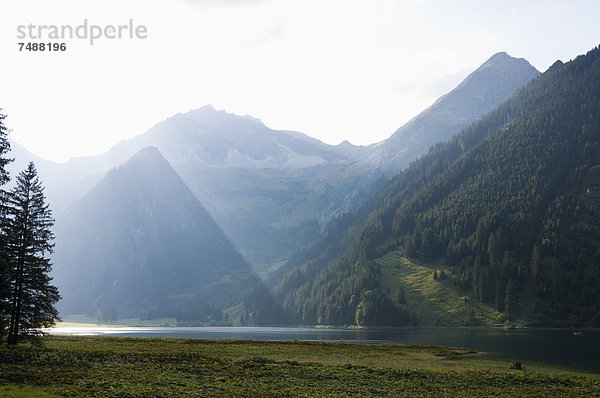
2 3 598 396
6 47 599 330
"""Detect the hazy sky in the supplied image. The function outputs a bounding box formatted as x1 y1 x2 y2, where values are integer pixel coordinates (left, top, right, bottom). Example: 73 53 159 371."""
0 0 598 162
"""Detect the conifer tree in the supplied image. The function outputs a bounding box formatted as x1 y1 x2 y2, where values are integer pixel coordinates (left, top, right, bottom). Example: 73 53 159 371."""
5 162 59 345
0 111 12 186
0 110 13 341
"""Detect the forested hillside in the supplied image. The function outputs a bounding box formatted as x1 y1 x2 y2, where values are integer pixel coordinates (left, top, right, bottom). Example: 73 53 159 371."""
276 46 600 327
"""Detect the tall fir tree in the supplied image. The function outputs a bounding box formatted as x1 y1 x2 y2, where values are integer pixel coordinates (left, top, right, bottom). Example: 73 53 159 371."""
5 162 59 345
0 111 12 185
0 110 13 341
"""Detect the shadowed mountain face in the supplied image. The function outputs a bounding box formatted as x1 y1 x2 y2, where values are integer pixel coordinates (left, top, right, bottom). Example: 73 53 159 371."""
52 147 269 320
359 52 540 174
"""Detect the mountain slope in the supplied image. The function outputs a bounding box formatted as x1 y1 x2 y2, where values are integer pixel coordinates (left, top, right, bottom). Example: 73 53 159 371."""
25 106 366 270
279 52 541 257
359 52 540 174
276 46 600 327
52 147 275 322
7 141 106 221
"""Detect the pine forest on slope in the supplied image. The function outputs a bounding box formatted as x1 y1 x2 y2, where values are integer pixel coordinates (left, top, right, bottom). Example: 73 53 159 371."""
276 46 600 327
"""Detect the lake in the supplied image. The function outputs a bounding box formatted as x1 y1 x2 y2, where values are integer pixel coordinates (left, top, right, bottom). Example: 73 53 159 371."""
47 326 600 373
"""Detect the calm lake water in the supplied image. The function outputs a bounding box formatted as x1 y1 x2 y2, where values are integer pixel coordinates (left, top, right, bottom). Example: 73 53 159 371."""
48 326 600 373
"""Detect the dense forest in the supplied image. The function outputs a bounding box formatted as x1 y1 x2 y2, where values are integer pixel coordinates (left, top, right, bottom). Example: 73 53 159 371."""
275 47 600 327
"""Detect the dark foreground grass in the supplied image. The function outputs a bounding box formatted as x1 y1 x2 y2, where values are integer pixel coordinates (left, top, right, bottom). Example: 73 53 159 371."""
0 336 599 397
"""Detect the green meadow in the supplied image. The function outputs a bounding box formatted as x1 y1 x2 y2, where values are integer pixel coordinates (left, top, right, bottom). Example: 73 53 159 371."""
1 336 599 397
377 253 507 327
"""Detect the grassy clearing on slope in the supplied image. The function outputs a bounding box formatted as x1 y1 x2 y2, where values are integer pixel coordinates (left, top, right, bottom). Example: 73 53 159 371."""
0 336 598 397
377 252 506 326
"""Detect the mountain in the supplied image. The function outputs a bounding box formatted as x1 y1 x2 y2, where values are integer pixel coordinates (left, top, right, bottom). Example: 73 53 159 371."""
105 105 360 170
52 146 279 323
268 53 541 283
13 106 367 271
8 140 54 173
37 104 359 184
132 107 367 269
286 52 541 250
359 52 540 174
7 141 105 220
276 47 600 327
18 53 540 278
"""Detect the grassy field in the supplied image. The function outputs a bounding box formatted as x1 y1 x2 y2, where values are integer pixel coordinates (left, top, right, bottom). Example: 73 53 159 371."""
1 336 599 397
378 252 508 327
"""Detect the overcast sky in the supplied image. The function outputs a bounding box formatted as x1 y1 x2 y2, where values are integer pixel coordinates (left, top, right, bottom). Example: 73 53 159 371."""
0 0 598 162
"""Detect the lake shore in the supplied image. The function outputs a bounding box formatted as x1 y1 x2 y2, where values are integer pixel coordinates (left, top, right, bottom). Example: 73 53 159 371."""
44 324 600 372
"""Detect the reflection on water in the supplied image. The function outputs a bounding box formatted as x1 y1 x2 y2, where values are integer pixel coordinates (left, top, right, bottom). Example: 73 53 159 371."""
45 326 600 372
